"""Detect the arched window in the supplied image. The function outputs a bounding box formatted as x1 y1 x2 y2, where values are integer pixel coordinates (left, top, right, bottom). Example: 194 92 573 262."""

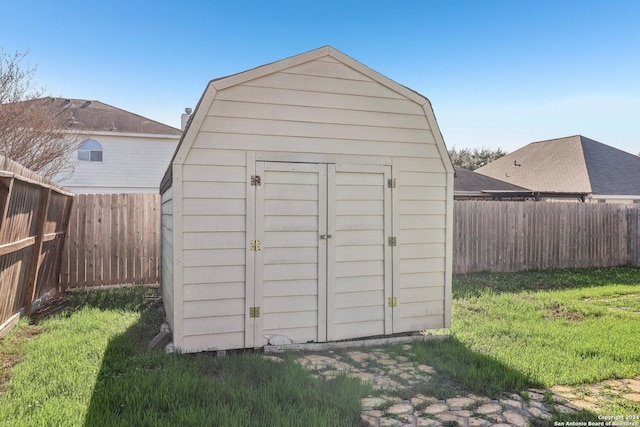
78 139 103 162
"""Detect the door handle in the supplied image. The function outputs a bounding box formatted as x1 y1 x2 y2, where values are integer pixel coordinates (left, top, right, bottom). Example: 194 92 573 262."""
320 234 332 240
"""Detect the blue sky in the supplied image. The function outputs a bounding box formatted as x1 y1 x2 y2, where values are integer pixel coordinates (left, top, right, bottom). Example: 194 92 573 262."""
2 0 639 154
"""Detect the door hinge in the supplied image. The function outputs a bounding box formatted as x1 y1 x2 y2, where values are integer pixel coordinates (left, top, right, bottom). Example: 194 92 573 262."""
387 297 397 308
388 236 397 247
250 240 261 251
387 178 396 188
251 175 261 186
249 307 261 318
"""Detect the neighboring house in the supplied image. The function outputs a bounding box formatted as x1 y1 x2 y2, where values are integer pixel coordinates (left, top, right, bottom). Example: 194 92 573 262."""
160 46 454 353
38 98 183 193
476 135 640 203
453 166 533 200
454 166 588 201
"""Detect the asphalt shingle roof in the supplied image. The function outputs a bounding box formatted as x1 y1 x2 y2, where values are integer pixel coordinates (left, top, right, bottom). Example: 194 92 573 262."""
15 97 182 136
581 136 640 195
476 135 640 196
454 166 530 193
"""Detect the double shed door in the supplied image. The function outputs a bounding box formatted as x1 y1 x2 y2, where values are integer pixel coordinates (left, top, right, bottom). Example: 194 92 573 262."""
247 161 394 347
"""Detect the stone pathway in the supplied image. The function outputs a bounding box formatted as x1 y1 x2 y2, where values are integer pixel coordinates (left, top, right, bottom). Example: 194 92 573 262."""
551 377 640 413
265 345 588 427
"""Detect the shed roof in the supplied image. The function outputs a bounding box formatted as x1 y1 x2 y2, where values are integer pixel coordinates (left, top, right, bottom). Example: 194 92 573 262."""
8 97 182 136
161 46 453 193
476 135 640 196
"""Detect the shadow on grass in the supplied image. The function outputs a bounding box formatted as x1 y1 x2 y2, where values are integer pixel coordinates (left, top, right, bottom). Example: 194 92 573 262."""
409 336 540 398
409 336 600 425
453 266 640 299
81 288 370 427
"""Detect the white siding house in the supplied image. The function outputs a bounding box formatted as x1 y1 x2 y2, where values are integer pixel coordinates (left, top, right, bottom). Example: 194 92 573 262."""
160 46 454 353
42 98 183 193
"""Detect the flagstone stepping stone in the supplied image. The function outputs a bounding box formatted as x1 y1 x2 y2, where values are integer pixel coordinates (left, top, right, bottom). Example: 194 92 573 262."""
475 402 502 414
416 418 441 427
446 396 477 408
422 402 449 414
500 396 524 408
361 397 389 409
502 410 528 427
350 372 375 383
527 406 552 419
468 417 492 427
386 402 414 414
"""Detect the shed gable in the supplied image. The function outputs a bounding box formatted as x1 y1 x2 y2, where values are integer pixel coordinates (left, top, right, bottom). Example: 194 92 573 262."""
168 46 452 175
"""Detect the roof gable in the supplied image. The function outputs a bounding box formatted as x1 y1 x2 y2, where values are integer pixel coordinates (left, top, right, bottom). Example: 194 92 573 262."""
210 46 429 105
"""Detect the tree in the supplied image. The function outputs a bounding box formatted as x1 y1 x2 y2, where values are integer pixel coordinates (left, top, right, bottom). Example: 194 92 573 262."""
448 146 506 170
0 49 78 179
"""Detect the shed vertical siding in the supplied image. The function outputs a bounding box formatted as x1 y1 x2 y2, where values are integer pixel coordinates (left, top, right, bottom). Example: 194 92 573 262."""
170 50 452 352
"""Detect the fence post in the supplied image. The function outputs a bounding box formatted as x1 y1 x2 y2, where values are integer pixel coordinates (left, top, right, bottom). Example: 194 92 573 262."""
23 187 51 313
0 176 15 239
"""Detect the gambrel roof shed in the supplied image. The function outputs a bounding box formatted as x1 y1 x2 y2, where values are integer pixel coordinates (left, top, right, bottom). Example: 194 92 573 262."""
160 46 454 353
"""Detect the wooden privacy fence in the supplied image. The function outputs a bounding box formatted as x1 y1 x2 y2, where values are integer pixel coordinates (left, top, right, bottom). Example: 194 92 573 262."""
55 196 640 289
60 193 160 288
454 201 640 274
0 156 73 337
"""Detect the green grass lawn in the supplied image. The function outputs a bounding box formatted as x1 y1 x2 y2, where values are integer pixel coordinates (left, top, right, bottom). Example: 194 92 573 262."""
0 287 370 426
1 267 639 425
411 266 640 415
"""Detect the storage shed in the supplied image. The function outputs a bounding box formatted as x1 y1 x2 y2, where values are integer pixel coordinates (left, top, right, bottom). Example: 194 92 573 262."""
160 46 454 353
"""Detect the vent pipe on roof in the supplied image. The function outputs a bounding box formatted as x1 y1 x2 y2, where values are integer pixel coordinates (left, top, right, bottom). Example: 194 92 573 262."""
181 107 192 130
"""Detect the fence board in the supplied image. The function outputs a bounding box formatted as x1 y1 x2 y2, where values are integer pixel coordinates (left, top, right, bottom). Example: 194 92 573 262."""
0 155 72 336
629 207 640 267
453 201 640 274
61 194 160 288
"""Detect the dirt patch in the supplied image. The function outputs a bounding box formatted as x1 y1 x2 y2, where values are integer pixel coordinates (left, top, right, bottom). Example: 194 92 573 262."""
545 302 583 321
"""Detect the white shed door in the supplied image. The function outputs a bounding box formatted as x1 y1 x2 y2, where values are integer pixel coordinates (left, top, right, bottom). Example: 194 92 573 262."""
327 164 393 341
251 162 392 346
